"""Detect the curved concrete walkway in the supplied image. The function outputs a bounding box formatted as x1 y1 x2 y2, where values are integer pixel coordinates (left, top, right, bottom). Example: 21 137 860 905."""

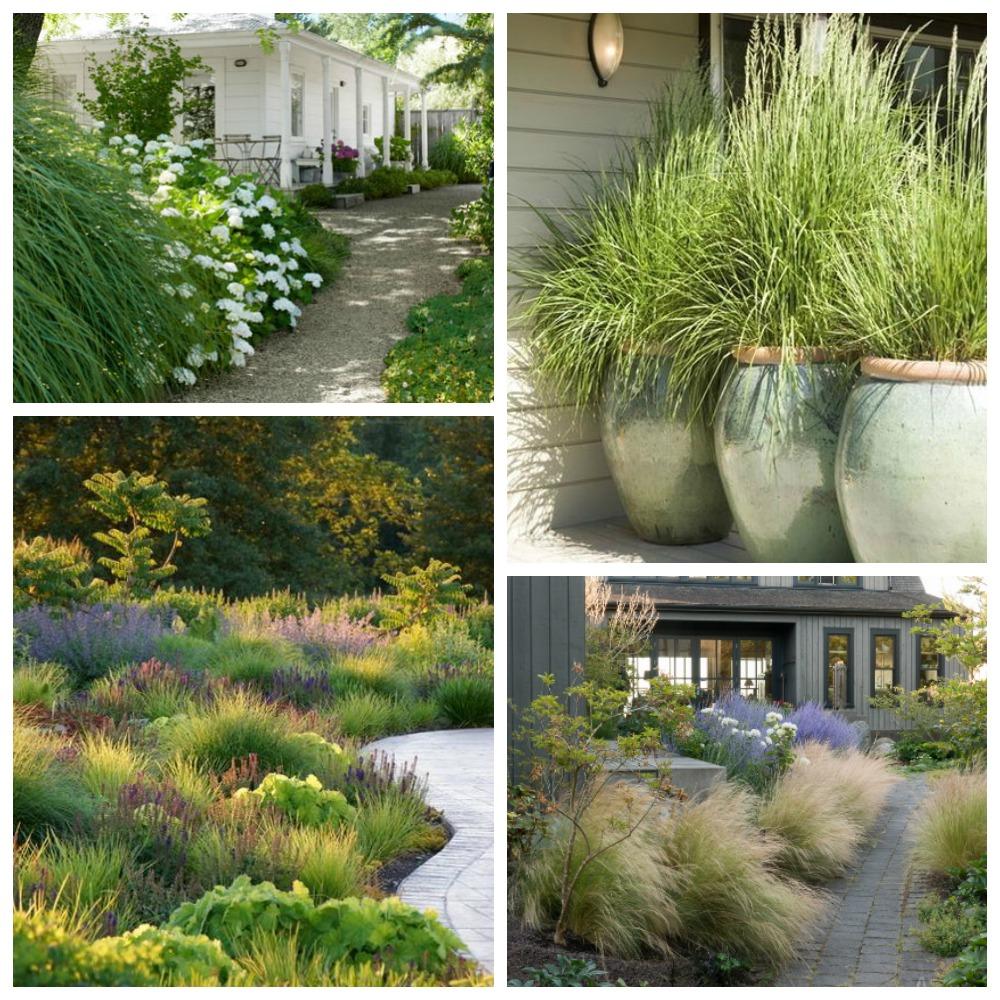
776 774 940 987
182 183 480 403
366 728 493 972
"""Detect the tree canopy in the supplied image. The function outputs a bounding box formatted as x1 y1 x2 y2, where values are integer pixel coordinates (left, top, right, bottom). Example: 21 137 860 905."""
14 417 493 599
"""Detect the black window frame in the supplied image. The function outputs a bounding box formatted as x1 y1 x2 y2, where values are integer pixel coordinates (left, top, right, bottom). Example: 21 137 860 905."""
916 633 945 688
793 576 862 589
648 576 759 587
870 629 900 696
823 627 855 709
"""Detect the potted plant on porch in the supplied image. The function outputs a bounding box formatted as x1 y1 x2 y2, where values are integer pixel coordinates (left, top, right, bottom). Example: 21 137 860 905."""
516 78 734 545
832 45 987 563
666 16 915 563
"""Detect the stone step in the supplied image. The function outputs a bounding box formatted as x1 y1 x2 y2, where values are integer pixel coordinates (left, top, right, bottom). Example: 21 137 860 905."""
605 747 727 799
332 192 364 208
406 183 421 194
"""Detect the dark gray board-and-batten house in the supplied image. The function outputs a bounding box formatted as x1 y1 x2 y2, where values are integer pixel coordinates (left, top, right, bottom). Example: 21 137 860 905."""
508 577 958 735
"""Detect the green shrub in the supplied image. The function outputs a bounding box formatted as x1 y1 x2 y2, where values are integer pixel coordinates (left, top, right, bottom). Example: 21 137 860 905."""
374 135 412 161
14 536 94 609
911 771 987 876
383 257 493 402
14 92 201 402
451 179 493 251
162 689 342 779
428 130 481 182
298 183 335 208
409 168 458 190
918 893 984 956
154 632 217 671
166 876 466 976
14 718 93 837
298 226 350 285
13 904 234 986
941 932 987 987
146 587 225 640
658 783 825 967
13 661 71 709
237 773 357 828
434 675 493 728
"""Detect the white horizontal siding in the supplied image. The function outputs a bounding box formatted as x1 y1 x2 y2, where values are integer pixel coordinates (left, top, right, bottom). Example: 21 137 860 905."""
507 13 701 539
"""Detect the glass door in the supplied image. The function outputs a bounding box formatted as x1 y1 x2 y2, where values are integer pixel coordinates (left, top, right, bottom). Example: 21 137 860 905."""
738 638 774 701
700 639 734 698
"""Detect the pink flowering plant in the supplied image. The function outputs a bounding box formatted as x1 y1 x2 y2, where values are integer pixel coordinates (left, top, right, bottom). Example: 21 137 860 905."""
102 133 329 387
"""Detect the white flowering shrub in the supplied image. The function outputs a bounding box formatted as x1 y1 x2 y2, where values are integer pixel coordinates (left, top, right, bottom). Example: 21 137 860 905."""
104 133 327 386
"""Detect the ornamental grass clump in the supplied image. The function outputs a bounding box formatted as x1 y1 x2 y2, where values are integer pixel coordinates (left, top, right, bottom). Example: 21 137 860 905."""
13 661 71 710
657 782 826 966
77 731 151 802
909 770 987 876
515 783 681 959
13 91 202 403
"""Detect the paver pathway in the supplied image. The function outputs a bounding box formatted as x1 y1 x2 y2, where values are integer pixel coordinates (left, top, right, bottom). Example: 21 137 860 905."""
182 183 480 403
366 728 494 973
776 774 940 987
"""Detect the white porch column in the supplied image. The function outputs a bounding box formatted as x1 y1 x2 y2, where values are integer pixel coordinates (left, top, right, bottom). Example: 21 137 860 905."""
420 90 428 168
354 64 366 178
403 84 412 170
278 40 293 188
381 75 392 167
321 56 334 186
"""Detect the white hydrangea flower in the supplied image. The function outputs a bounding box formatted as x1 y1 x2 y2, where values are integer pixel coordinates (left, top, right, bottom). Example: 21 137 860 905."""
263 253 281 266
210 225 231 243
231 320 252 339
232 337 255 355
261 223 276 240
227 212 244 229
121 146 138 157
176 283 196 299
108 135 124 146
145 140 160 153
129 163 143 175
193 255 215 268
221 262 238 274
157 133 171 141
172 366 197 385
699 706 715 715
158 170 177 185
204 349 218 362
172 144 193 159
160 207 182 218
285 259 299 272
272 297 301 317
290 238 307 257
214 175 232 189
226 281 245 299
242 206 260 219
234 185 255 204
748 728 761 738
186 346 207 367
230 348 248 367
124 133 141 145
257 194 278 212
189 138 207 150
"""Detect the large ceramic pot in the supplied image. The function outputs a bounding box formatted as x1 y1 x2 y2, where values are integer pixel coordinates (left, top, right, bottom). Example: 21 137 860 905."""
714 347 855 562
599 355 733 545
835 357 987 562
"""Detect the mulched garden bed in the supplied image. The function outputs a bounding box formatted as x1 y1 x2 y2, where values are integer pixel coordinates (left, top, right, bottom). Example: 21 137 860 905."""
374 816 454 896
507 922 705 987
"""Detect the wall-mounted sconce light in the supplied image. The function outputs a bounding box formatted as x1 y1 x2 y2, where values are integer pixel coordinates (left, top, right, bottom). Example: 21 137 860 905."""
588 13 624 87
234 58 247 67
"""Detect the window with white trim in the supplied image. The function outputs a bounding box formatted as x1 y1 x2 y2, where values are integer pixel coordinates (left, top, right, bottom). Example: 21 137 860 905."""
290 72 305 136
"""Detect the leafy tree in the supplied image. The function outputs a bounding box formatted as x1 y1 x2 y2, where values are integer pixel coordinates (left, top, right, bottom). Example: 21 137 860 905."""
80 20 205 140
14 536 93 609
904 578 987 678
288 13 403 65
84 470 211 598
13 14 45 86
380 560 472 631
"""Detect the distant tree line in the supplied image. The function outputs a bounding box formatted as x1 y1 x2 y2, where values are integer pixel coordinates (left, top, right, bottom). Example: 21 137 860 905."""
13 417 492 599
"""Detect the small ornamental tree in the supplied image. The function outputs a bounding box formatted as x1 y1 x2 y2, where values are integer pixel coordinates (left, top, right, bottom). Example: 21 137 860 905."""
13 536 93 609
518 672 672 947
380 559 471 631
904 577 987 679
84 471 211 599
80 21 205 141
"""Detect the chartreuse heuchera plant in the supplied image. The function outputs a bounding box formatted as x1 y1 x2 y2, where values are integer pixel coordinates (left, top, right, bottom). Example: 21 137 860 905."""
13 474 494 986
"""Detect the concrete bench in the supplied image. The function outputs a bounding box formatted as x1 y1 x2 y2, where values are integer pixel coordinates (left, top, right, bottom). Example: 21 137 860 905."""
406 184 420 194
605 747 726 801
332 192 364 209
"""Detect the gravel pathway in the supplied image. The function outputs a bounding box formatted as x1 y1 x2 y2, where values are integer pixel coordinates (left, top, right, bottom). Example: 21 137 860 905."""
181 183 480 403
365 728 494 973
776 774 941 987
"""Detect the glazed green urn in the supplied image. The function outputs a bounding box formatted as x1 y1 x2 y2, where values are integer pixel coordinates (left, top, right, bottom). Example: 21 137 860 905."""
713 348 855 562
599 355 733 545
835 357 987 562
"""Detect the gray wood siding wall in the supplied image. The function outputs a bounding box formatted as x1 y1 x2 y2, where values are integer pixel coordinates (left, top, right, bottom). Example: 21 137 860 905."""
507 13 701 539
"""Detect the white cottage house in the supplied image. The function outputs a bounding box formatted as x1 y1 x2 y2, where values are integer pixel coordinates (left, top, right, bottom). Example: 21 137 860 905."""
38 13 429 187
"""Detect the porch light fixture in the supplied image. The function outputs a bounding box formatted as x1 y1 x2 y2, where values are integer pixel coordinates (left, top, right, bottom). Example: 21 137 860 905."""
234 58 247 67
588 13 624 87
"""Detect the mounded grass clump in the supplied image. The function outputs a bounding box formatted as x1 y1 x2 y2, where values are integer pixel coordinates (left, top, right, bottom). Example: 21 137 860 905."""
659 783 825 966
327 652 413 700
516 784 681 959
77 731 151 802
13 661 71 709
14 716 94 837
909 770 987 876
162 690 336 779
333 691 430 741
434 675 493 728
353 787 441 865
278 826 371 901
202 635 305 686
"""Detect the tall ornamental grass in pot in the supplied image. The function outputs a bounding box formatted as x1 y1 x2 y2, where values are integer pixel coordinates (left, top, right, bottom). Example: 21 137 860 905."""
833 43 987 562
674 16 915 562
516 78 733 545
